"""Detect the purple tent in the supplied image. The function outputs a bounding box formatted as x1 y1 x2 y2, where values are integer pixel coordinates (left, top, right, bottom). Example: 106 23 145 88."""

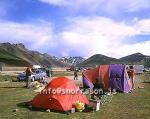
82 75 94 89
109 64 131 93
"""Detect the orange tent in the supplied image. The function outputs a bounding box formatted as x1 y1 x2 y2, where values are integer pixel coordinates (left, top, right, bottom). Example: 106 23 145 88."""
31 77 89 111
83 66 100 84
99 65 109 91
83 65 109 90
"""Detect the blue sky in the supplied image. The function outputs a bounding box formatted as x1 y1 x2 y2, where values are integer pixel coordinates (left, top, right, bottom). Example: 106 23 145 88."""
0 0 150 58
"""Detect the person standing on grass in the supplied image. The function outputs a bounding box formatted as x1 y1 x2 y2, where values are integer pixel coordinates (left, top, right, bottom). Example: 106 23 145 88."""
74 69 78 80
25 64 33 88
91 78 104 100
129 65 136 90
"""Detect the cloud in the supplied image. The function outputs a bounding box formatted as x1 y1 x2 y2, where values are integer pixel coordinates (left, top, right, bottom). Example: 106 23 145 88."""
38 0 69 6
37 0 150 14
135 19 150 34
56 16 150 58
0 20 55 53
113 40 150 58
101 0 150 14
0 16 150 58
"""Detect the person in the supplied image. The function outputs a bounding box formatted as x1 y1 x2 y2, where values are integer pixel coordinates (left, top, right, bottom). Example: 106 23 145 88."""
126 66 131 77
46 68 50 77
91 78 104 100
74 70 78 80
129 65 135 90
25 64 33 88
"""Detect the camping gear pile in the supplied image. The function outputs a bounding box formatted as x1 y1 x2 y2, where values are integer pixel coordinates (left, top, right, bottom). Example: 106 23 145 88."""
75 101 85 112
32 81 45 92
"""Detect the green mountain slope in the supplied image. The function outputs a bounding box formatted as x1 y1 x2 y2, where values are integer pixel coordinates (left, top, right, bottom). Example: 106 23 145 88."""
79 53 150 67
0 43 67 67
79 54 117 67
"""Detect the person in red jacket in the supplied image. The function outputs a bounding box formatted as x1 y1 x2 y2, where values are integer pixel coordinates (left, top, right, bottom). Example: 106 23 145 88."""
25 64 33 88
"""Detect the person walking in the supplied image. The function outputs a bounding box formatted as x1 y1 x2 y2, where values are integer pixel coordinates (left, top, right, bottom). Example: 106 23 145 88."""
74 70 78 80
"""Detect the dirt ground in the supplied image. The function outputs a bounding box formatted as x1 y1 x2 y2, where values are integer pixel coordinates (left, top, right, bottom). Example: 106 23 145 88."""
0 71 23 76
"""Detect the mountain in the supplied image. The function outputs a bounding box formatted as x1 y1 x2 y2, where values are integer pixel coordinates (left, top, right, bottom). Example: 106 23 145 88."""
119 53 148 63
119 53 150 67
79 54 117 67
0 46 29 66
53 56 85 66
79 53 150 67
0 43 67 67
1 42 150 67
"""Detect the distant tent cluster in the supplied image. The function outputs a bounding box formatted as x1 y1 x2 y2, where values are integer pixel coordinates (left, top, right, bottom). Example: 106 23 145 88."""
82 64 133 93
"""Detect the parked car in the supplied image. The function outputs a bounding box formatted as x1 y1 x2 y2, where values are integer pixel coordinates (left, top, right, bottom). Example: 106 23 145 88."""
66 67 74 71
17 69 47 81
143 68 150 72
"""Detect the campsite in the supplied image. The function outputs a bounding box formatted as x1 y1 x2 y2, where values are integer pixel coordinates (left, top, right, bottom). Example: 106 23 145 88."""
1 1 150 118
0 66 150 119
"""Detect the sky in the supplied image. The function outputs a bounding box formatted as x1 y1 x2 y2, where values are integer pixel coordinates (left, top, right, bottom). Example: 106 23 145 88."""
0 0 150 58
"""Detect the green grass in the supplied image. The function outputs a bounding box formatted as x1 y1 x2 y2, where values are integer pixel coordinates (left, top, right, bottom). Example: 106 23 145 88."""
52 71 82 77
0 75 17 82
0 75 150 119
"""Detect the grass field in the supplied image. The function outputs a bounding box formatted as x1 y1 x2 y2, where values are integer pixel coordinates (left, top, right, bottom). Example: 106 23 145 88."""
0 74 150 119
0 75 17 82
52 71 82 77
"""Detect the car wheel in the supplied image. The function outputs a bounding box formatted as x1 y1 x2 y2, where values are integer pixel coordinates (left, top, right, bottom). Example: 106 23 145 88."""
42 76 45 81
31 77 35 82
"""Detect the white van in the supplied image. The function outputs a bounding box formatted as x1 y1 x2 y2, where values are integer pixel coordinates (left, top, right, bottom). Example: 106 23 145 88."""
32 65 41 69
134 65 144 74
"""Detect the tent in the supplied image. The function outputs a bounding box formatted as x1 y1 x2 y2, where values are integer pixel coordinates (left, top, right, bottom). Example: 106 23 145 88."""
82 65 109 91
82 66 99 89
31 77 89 111
99 65 109 91
82 64 132 93
109 64 131 93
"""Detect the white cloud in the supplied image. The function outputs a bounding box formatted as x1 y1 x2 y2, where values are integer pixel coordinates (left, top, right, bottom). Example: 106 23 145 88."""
38 0 150 14
135 19 150 34
0 20 55 52
101 0 150 14
0 16 150 58
38 0 69 6
57 16 150 58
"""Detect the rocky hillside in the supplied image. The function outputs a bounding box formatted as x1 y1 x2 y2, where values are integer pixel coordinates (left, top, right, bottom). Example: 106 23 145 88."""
119 53 149 63
0 43 67 67
1 43 150 67
79 53 150 67
78 54 117 67
53 56 85 66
